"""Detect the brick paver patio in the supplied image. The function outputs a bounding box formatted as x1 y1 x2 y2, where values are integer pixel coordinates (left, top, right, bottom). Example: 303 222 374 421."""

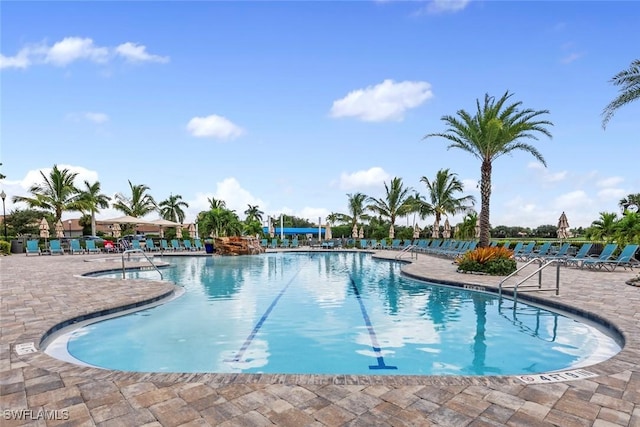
1 249 638 426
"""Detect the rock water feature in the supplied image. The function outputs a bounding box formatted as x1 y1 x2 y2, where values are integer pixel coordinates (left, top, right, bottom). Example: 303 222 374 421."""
214 236 265 255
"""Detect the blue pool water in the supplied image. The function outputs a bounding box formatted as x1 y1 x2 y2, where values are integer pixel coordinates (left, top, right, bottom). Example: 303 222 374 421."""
51 252 621 375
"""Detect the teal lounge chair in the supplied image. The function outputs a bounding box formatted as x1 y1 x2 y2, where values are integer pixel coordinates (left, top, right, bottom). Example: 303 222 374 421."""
49 239 64 255
515 242 536 261
70 239 84 254
171 239 184 251
380 240 388 249
542 242 571 260
391 239 401 249
160 239 171 251
580 244 619 269
291 238 299 248
26 239 41 256
85 240 100 254
183 240 196 251
270 238 278 249
193 239 204 251
146 238 160 251
131 240 143 250
281 238 290 248
564 243 593 267
260 239 268 248
586 244 639 271
522 241 552 261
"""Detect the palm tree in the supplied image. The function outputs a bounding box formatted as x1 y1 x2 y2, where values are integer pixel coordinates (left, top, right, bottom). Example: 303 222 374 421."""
244 204 264 223
424 91 553 247
619 193 640 214
456 211 478 240
326 212 342 226
112 180 157 218
589 212 618 241
366 177 414 227
159 194 189 224
77 180 111 236
207 197 226 210
415 169 476 231
341 192 370 230
602 59 640 129
12 164 82 222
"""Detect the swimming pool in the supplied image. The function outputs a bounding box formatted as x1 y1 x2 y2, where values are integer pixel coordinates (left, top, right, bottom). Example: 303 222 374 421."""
46 252 621 375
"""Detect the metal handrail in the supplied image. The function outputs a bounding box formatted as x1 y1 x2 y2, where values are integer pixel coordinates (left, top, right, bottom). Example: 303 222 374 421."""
395 244 416 260
512 259 561 306
498 257 543 298
121 249 163 281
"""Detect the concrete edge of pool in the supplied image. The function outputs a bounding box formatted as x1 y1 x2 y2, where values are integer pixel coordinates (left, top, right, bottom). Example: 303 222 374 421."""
16 250 633 388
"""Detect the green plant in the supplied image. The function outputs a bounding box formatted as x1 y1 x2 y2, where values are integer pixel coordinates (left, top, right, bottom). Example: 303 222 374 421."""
456 246 517 275
0 240 11 255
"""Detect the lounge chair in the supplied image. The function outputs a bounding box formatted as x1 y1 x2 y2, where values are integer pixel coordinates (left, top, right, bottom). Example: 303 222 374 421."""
85 240 101 254
145 238 160 252
391 239 401 249
579 243 620 270
291 238 299 248
585 244 639 271
49 239 64 255
171 239 184 251
541 242 571 261
260 239 268 248
131 240 143 250
515 242 536 261
103 240 117 253
280 238 290 248
564 243 593 267
522 242 552 261
380 240 388 249
369 239 379 249
270 238 278 249
160 239 171 251
26 239 41 256
70 239 84 254
193 239 204 251
360 239 368 249
183 240 197 251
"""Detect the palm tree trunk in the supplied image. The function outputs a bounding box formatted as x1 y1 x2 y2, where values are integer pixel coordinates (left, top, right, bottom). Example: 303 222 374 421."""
479 160 492 247
91 212 97 237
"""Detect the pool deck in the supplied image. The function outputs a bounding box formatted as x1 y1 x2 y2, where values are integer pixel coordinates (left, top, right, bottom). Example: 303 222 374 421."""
1 250 639 426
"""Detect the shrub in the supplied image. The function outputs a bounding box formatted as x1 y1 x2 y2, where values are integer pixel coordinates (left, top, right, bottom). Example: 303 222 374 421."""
0 240 10 255
456 246 517 275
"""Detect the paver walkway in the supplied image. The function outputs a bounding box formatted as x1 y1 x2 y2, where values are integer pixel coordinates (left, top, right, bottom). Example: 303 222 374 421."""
1 250 639 426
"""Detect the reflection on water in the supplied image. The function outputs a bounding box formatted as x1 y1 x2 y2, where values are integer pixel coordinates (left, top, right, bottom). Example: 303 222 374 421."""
61 252 621 375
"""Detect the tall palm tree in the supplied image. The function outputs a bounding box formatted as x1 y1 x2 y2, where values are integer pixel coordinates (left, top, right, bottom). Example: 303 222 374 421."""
341 192 370 230
77 180 111 236
207 197 226 210
424 91 553 247
159 194 189 224
366 177 414 226
602 59 640 129
112 180 157 218
244 204 264 223
12 164 82 222
415 168 476 231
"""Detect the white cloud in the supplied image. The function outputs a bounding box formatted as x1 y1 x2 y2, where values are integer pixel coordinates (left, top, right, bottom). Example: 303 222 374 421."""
336 167 391 190
461 178 479 193
115 42 169 63
0 37 168 69
67 112 109 124
561 52 583 64
186 114 245 140
597 188 626 200
527 162 567 183
296 207 331 224
188 178 265 222
426 0 471 14
553 190 593 211
329 79 433 122
596 176 624 188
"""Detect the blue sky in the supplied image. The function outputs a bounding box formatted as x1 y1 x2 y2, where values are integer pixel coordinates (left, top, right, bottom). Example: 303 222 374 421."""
1 1 638 229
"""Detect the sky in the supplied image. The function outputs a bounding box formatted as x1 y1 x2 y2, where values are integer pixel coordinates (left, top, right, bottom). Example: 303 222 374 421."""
1 1 638 230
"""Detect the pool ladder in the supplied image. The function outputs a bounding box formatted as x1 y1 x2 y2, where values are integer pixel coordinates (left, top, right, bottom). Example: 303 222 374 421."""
395 244 417 260
121 249 163 281
498 258 561 308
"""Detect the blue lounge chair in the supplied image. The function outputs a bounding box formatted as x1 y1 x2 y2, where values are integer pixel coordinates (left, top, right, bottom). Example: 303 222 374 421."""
70 239 84 254
380 240 388 249
145 238 160 251
360 239 368 249
49 239 64 255
160 239 171 251
564 243 593 267
193 238 204 251
26 239 41 256
85 239 100 254
522 241 552 261
391 239 401 250
585 244 639 271
515 242 536 261
280 238 290 248
270 238 278 249
541 242 571 261
171 239 184 251
131 240 143 250
291 238 299 248
260 239 268 248
369 239 379 249
183 240 197 251
579 244 619 269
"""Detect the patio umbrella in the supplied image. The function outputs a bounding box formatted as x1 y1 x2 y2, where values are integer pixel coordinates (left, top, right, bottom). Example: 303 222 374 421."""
101 215 154 225
112 223 121 238
413 223 420 239
443 219 451 239
431 218 440 238
149 218 180 239
557 212 570 240
269 218 275 238
352 223 358 239
188 223 196 239
325 223 332 240
55 220 65 238
175 224 183 239
39 218 50 243
358 226 364 239
389 224 395 239
475 223 481 239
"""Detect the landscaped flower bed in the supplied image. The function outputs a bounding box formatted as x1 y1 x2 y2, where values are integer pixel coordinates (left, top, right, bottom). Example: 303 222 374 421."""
456 246 517 276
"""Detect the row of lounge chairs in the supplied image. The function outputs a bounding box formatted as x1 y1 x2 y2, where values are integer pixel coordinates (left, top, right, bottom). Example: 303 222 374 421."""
25 238 206 255
261 238 300 249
